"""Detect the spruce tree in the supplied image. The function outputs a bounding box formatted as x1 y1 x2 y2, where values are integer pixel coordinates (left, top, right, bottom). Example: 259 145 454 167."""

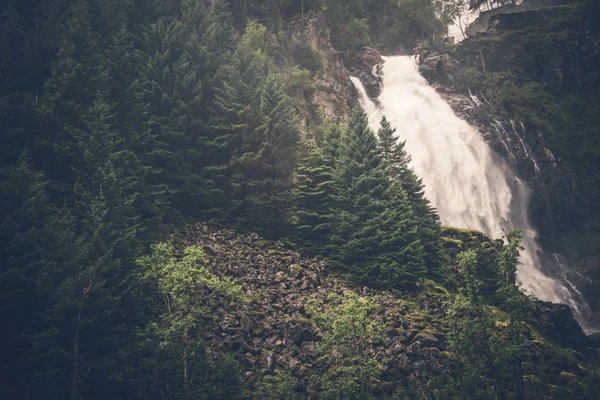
320 122 343 169
377 116 445 277
332 108 426 289
240 74 299 235
137 16 201 219
293 139 336 253
0 153 53 397
37 0 109 189
213 22 299 235
212 21 269 220
31 196 126 400
105 27 170 237
0 2 30 167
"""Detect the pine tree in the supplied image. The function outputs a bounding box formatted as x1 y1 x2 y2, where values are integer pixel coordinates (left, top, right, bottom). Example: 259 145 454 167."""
211 21 270 221
137 16 201 219
0 152 53 397
377 116 445 277
320 122 343 169
180 0 237 220
239 74 299 235
70 90 141 258
212 22 299 235
31 196 126 400
37 0 110 188
0 2 29 167
292 139 336 253
105 27 170 237
331 108 426 289
376 179 428 290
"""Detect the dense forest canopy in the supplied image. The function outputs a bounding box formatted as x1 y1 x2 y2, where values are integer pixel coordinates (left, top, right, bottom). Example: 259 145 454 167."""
1 0 599 399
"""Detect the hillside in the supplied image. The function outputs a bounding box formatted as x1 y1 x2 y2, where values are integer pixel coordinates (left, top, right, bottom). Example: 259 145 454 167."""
161 224 599 399
1 0 600 399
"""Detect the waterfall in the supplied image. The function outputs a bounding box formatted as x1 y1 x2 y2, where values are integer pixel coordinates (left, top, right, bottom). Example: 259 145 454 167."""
351 55 584 315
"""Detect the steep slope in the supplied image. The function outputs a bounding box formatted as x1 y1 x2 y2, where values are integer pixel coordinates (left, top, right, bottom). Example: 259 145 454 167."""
168 224 600 399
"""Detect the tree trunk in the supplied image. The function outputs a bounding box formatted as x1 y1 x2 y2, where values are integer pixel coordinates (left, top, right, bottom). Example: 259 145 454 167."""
71 281 92 400
183 326 189 397
70 302 84 400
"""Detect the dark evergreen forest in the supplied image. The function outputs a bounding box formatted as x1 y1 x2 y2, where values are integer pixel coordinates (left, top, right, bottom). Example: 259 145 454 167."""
0 1 445 397
1 0 599 399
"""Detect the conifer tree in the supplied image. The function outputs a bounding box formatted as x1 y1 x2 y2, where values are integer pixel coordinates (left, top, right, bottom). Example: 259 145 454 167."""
377 116 445 277
293 139 336 253
137 16 202 219
31 196 126 400
37 0 110 188
320 123 343 169
0 2 30 167
0 152 53 397
105 28 170 236
331 108 426 289
212 21 269 218
239 74 299 235
213 22 299 235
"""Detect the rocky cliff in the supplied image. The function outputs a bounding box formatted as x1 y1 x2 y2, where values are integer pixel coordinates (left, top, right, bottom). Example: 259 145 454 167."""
271 7 383 132
273 8 354 130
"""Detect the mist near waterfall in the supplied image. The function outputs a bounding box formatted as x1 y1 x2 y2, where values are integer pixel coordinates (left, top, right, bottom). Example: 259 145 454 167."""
351 55 583 316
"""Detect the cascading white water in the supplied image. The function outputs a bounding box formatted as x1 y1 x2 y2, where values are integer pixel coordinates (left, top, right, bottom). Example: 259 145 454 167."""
351 55 582 312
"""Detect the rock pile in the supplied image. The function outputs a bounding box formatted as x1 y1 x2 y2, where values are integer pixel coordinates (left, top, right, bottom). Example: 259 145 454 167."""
174 224 451 393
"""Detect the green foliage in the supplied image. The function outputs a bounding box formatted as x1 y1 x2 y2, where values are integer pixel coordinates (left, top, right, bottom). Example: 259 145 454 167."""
307 291 385 399
293 44 322 74
292 139 335 253
325 0 450 51
377 117 445 276
1 1 599 399
133 242 246 399
254 370 304 400
329 107 426 290
0 152 53 396
498 229 524 284
212 21 300 236
455 249 482 298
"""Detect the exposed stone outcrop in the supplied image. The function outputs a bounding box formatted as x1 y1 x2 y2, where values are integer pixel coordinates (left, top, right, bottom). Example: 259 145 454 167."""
276 9 386 130
342 46 384 99
466 0 579 37
538 302 590 352
284 8 355 129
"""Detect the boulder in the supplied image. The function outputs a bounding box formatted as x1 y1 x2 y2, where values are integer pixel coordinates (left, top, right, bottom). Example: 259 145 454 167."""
538 302 589 352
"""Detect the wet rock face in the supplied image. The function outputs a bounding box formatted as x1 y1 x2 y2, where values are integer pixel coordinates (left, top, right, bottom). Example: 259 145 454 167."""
342 46 384 99
417 3 600 249
538 302 589 352
282 10 387 129
415 2 600 331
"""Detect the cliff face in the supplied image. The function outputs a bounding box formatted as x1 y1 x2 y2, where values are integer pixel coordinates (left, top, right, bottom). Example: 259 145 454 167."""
416 1 600 329
271 8 383 131
275 8 354 130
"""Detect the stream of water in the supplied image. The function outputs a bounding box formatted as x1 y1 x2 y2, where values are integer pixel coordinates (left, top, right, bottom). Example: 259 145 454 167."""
351 55 585 319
